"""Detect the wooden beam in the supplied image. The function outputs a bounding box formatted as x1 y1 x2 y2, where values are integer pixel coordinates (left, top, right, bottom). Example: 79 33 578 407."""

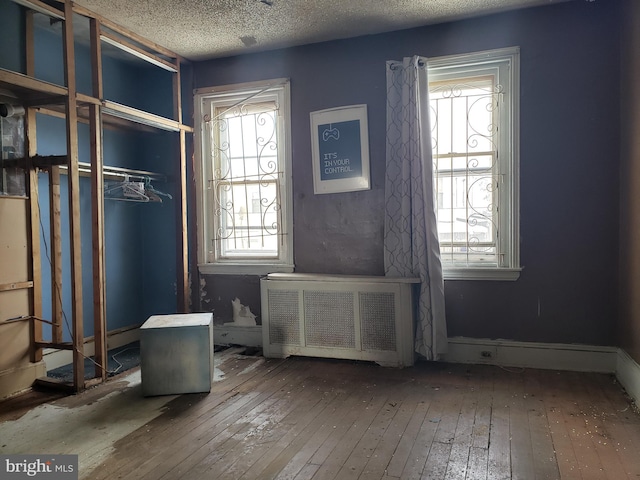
31 155 68 168
90 16 107 382
173 60 189 313
100 31 178 73
25 9 43 364
76 93 102 106
173 61 190 313
62 0 84 392
0 68 67 98
176 128 189 313
0 281 34 292
12 0 64 19
102 100 182 132
34 341 73 350
49 166 63 344
71 2 182 61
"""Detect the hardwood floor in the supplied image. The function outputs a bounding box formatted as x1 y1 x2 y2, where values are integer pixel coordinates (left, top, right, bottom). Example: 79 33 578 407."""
1 347 639 479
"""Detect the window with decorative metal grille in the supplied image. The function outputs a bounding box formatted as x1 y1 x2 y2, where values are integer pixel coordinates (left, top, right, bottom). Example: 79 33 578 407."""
195 80 293 275
427 47 521 281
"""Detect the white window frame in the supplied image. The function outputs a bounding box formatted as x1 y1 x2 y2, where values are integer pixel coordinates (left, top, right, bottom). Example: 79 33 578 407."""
428 47 521 281
194 79 294 275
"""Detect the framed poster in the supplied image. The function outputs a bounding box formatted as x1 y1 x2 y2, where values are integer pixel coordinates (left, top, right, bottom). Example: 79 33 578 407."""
310 104 370 195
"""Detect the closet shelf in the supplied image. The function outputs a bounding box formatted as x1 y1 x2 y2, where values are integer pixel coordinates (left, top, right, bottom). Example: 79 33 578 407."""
0 70 193 134
0 68 67 105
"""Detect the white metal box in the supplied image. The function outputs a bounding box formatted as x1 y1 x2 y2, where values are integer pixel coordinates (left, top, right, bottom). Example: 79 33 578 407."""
140 313 214 396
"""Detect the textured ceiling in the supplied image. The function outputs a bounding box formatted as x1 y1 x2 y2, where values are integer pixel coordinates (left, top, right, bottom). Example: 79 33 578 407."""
73 0 572 61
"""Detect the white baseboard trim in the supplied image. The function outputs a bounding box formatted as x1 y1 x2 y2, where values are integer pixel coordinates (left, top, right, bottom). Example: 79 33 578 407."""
43 325 141 372
443 337 618 373
443 337 640 406
214 325 262 347
616 348 640 406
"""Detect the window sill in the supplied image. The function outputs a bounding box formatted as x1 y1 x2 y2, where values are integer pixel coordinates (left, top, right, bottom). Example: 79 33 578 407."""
443 267 522 281
198 263 295 276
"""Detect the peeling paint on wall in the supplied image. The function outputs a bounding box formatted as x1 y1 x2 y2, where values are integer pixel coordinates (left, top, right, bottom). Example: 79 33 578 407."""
199 277 210 304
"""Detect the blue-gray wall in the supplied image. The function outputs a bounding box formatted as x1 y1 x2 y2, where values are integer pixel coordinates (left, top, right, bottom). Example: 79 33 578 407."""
194 0 621 346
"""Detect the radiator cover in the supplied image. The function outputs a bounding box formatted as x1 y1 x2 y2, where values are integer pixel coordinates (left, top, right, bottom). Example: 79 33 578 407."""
260 273 418 367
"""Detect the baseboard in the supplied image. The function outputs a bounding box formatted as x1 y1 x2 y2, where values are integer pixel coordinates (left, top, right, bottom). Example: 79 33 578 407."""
443 337 640 407
0 361 46 400
214 324 262 347
443 337 618 373
616 349 640 406
43 325 141 372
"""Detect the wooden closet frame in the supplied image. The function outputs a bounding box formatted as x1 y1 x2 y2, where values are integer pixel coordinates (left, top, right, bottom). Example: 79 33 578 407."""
0 0 192 392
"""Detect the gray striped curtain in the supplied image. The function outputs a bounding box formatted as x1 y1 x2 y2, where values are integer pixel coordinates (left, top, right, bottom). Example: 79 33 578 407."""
384 56 447 360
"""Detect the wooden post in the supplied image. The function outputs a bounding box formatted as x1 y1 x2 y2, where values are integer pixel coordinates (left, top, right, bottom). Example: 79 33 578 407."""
173 61 189 313
62 0 85 391
26 10 43 363
90 17 107 381
49 166 63 344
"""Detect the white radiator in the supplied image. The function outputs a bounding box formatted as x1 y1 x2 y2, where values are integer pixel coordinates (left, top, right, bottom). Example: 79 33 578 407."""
260 273 419 367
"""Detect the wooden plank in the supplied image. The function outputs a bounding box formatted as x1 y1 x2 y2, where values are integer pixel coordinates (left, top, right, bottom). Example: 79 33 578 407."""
218 375 338 480
176 129 189 312
466 447 488 480
173 57 183 123
329 392 404 479
61 0 84 391
89 356 292 480
172 59 188 313
89 16 107 382
0 281 33 292
0 197 30 284
48 166 63 344
443 392 476 480
525 371 560 480
398 388 448 479
358 391 420 479
486 398 512 480
34 342 73 350
25 9 43 363
102 100 181 132
71 2 182 61
383 396 431 477
13 0 64 19
100 31 178 72
140 359 313 480
422 441 452 480
267 376 370 480
309 386 390 480
5 359 640 479
0 68 67 99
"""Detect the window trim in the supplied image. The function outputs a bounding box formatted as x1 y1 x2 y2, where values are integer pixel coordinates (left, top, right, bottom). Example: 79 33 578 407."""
427 47 521 281
194 79 294 275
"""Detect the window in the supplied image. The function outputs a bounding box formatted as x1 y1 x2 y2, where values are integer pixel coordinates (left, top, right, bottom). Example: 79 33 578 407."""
428 47 520 280
195 79 293 274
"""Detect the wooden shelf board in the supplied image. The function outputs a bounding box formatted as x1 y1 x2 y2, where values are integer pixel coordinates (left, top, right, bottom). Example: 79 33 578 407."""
0 68 67 104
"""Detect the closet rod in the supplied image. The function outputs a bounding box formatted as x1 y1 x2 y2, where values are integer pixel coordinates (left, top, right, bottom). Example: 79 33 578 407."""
55 162 167 182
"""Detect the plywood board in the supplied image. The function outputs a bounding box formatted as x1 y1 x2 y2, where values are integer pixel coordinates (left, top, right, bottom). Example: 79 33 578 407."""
0 288 30 324
0 309 31 370
0 197 29 283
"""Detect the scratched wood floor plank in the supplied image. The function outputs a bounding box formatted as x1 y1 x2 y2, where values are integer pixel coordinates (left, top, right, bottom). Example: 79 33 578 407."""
271 374 370 480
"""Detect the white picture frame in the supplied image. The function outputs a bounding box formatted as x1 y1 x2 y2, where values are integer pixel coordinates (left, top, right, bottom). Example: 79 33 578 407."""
310 104 370 195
